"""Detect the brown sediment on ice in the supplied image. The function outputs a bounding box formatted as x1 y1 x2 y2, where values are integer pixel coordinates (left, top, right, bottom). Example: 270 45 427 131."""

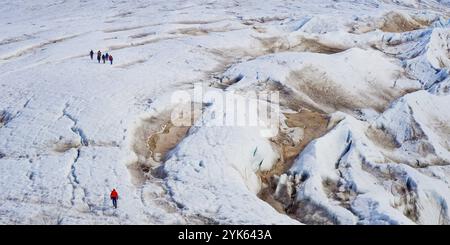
258 108 330 214
128 104 202 186
147 121 191 163
379 11 428 33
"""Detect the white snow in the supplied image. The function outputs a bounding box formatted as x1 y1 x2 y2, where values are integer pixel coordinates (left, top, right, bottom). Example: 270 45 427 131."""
1 0 450 224
222 48 421 113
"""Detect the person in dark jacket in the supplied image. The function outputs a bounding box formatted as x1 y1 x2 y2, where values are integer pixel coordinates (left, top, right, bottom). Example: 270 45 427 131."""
89 50 94 60
97 51 101 63
110 189 118 209
102 54 106 63
109 55 113 65
105 52 109 60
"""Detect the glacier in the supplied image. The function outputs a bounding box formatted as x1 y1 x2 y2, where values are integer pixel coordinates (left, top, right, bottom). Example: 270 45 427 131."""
0 0 449 224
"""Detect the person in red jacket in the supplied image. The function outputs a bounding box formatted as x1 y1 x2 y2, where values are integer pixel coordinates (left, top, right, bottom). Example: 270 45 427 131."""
109 55 113 65
110 189 118 209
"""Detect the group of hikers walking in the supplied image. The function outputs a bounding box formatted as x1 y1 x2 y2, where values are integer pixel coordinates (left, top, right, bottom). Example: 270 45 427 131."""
90 50 113 65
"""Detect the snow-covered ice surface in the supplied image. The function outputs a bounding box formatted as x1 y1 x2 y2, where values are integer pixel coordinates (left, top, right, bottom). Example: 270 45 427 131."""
1 0 450 224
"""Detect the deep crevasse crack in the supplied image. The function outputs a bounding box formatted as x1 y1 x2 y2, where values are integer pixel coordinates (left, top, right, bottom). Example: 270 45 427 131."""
62 103 89 146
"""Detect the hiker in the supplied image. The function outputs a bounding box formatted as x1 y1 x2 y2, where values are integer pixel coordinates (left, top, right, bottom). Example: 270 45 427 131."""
102 54 106 63
89 50 94 60
110 189 118 209
97 50 101 63
105 52 109 60
109 55 113 65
